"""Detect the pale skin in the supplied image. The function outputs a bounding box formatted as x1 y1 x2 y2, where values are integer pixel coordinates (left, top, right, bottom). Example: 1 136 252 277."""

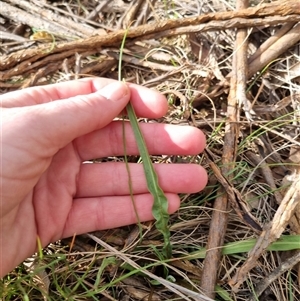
0 78 207 277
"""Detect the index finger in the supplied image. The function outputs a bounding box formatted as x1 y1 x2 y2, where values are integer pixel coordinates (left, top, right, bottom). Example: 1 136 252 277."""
1 78 168 118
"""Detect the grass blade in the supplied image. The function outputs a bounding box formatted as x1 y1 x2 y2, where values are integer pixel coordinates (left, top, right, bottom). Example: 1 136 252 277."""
126 103 172 259
118 27 143 241
118 28 171 259
189 235 300 259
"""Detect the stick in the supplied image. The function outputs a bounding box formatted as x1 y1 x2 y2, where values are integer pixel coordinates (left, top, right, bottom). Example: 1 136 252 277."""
200 0 250 298
249 250 300 300
0 1 86 39
1 0 299 75
229 172 300 291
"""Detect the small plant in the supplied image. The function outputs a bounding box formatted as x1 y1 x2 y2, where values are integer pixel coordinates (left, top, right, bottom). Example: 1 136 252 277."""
118 29 172 260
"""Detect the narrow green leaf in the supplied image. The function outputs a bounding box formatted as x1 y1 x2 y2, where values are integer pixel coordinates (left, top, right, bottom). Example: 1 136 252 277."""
126 103 172 259
189 235 300 259
118 27 143 241
215 285 234 301
118 27 171 259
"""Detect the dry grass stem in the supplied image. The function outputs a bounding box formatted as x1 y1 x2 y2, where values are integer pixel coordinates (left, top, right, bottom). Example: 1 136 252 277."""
87 234 214 301
200 0 251 297
249 250 300 300
229 171 300 290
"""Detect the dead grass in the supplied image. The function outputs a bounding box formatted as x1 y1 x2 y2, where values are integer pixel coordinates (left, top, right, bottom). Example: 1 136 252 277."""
1 0 300 300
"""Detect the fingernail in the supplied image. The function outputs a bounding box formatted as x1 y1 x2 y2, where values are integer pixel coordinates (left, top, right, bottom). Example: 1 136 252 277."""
98 82 129 102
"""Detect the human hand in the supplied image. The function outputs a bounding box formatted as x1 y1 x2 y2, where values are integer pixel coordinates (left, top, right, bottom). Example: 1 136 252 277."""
0 78 207 277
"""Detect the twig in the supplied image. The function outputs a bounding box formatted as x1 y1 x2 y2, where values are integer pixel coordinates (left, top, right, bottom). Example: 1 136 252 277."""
235 1 252 121
1 1 87 39
21 63 59 89
199 187 229 299
1 0 300 77
222 21 299 84
248 22 297 64
85 0 110 20
248 250 300 300
133 15 300 43
248 23 300 78
229 171 300 291
135 0 154 26
200 1 250 298
204 149 262 232
0 30 29 42
118 0 144 29
106 50 208 75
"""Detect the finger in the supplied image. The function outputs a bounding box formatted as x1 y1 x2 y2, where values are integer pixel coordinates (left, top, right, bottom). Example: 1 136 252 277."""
1 78 168 118
61 193 180 238
1 78 114 107
75 122 206 160
125 83 168 117
76 162 207 197
12 82 131 154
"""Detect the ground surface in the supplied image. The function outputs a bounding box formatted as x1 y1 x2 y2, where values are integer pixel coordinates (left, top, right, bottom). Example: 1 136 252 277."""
1 0 300 300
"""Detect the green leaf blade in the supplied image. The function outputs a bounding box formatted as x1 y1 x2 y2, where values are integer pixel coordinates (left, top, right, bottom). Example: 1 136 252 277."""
126 103 172 259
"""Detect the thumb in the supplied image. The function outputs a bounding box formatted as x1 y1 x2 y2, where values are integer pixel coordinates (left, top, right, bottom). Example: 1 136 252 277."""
26 81 130 152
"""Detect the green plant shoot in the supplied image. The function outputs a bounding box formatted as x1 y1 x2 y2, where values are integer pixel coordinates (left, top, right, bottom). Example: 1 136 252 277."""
118 28 172 259
126 104 172 259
